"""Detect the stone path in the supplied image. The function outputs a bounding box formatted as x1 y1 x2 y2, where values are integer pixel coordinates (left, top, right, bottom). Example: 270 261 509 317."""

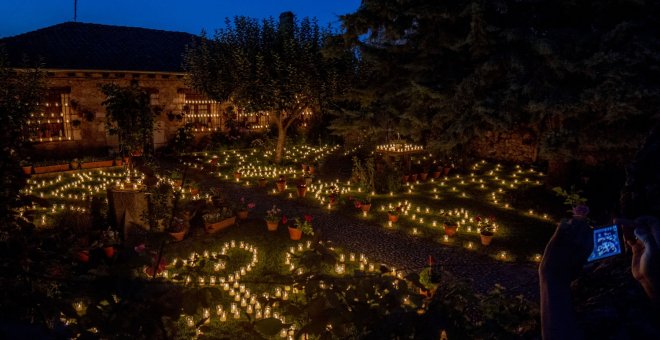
188 164 540 301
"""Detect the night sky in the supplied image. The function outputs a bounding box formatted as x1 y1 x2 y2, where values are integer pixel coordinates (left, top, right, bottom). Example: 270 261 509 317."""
0 0 361 38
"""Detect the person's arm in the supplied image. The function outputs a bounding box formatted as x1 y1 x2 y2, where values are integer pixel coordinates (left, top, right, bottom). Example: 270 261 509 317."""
539 216 593 339
622 216 660 305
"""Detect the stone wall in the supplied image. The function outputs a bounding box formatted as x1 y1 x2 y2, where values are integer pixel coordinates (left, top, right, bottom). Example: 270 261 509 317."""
32 70 216 154
469 129 538 164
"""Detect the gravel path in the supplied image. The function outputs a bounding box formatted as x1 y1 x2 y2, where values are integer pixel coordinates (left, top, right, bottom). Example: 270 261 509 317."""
188 164 540 301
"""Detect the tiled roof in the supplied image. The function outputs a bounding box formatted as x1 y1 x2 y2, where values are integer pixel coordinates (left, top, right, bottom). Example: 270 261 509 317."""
0 22 198 72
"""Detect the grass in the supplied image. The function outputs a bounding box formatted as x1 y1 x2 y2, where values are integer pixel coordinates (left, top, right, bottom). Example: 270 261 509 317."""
189 150 563 262
13 144 553 337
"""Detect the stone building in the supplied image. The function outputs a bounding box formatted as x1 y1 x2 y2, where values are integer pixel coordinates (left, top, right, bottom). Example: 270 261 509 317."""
0 22 270 155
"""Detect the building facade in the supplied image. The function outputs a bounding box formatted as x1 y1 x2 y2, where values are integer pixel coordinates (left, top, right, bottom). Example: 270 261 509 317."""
1 22 270 154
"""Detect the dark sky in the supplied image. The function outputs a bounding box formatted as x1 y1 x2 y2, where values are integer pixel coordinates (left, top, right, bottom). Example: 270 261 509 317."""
0 0 361 38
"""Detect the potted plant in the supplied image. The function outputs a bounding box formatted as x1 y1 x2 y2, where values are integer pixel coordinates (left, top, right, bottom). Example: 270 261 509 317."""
265 205 281 231
234 170 242 181
432 166 442 179
296 183 307 198
203 207 235 234
276 176 286 192
328 188 340 206
419 166 429 181
440 213 460 237
20 160 32 175
236 197 255 220
170 170 183 187
258 177 268 188
353 196 372 213
478 216 496 246
70 158 80 170
100 227 120 258
387 206 402 223
419 266 441 297
287 215 314 240
186 182 200 196
168 215 187 241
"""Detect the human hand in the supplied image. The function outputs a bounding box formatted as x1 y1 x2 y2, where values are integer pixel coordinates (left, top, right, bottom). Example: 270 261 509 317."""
539 217 593 284
623 216 660 302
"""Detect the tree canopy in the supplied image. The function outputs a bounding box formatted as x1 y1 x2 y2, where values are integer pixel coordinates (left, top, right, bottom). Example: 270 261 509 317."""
100 81 158 158
331 0 660 165
0 52 45 222
185 12 354 163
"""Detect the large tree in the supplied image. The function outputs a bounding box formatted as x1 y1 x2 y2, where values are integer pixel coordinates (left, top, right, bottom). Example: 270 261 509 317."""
334 0 660 174
0 51 45 225
100 81 158 160
185 12 348 163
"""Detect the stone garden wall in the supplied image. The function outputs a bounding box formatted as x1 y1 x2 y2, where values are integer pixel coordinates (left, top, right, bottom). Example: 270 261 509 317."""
469 129 538 164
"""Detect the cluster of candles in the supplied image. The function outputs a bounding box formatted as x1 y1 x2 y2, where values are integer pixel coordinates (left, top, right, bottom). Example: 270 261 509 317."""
161 241 282 324
376 143 424 153
21 168 140 226
186 145 338 183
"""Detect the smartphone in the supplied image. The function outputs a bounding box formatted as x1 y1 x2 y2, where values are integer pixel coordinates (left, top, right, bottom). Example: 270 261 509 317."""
587 224 623 262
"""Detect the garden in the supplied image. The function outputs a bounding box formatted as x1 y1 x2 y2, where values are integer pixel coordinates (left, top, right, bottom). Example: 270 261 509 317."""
3 142 565 338
2 0 658 337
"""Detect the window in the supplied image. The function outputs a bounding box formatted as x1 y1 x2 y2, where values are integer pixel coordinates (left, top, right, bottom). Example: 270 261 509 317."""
26 89 74 142
180 91 221 132
239 111 270 131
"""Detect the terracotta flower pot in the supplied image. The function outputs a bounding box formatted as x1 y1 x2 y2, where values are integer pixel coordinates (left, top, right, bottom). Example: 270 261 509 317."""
432 171 441 179
237 210 249 220
266 221 278 231
297 185 307 198
258 178 267 187
388 213 399 223
419 173 428 181
169 230 185 241
288 226 302 240
189 188 199 196
402 175 409 183
22 166 33 175
480 232 493 246
34 164 69 174
103 246 116 258
361 204 372 213
308 166 315 174
410 174 418 182
276 180 286 192
443 167 451 176
234 172 242 180
114 159 123 167
444 224 458 237
81 160 114 169
205 216 236 234
77 250 90 263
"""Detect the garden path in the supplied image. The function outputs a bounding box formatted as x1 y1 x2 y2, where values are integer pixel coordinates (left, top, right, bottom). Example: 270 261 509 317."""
188 166 541 301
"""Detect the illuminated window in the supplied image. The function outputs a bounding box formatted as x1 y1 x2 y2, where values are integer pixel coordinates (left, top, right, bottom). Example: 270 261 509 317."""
179 91 221 132
26 88 74 142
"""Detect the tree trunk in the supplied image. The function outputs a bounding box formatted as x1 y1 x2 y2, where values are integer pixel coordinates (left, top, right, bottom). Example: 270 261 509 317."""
275 123 286 164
